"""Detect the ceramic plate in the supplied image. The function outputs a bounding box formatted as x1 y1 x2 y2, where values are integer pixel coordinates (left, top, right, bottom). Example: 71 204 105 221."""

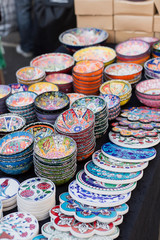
41 222 56 238
28 82 59 95
100 94 120 110
0 178 20 202
0 226 20 239
33 235 48 240
100 80 131 97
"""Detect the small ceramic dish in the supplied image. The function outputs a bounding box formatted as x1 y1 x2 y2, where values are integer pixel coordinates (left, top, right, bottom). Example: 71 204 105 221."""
100 80 131 97
144 57 160 74
136 91 160 108
9 83 28 93
0 85 11 100
16 66 45 81
136 79 160 100
28 82 59 95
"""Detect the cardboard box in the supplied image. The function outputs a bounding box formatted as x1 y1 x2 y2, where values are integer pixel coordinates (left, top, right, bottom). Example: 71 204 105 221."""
114 0 155 16
154 0 160 15
154 32 160 39
154 14 160 32
106 30 115 43
114 15 153 32
115 31 154 43
74 0 113 16
77 15 113 30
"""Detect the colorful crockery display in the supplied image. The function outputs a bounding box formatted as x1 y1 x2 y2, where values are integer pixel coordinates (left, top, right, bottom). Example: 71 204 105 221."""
28 82 59 95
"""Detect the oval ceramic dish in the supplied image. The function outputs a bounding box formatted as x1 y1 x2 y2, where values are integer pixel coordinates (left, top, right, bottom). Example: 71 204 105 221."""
28 82 59 95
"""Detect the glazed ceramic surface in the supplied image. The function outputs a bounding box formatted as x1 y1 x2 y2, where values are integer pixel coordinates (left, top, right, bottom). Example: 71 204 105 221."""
33 234 48 240
28 82 59 95
41 222 56 238
67 93 86 105
100 80 131 97
0 178 20 202
73 60 104 74
6 91 37 108
16 66 45 80
100 94 120 109
0 113 26 133
9 83 28 94
144 57 160 73
46 73 73 84
0 85 11 99
136 79 160 96
0 226 20 239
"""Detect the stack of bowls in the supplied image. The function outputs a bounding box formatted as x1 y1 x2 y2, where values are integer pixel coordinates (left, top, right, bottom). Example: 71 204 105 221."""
100 80 132 106
0 131 34 175
100 94 121 120
17 177 56 221
135 79 160 108
6 91 37 124
45 73 73 93
0 85 11 114
28 82 59 95
73 46 116 67
104 63 143 85
9 83 28 94
55 107 96 161
34 91 70 124
71 96 108 138
144 57 160 79
33 135 77 185
116 40 150 66
72 60 104 95
130 37 159 47
30 53 74 75
152 41 160 58
59 27 108 53
16 66 46 85
0 113 26 138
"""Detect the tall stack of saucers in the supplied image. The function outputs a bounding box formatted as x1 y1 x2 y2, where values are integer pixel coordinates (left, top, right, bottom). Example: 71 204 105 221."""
72 60 104 95
6 91 37 124
116 40 150 66
144 57 160 79
33 134 77 185
152 40 160 58
16 66 46 85
0 85 11 114
34 91 70 124
71 96 108 138
55 107 96 161
17 177 56 221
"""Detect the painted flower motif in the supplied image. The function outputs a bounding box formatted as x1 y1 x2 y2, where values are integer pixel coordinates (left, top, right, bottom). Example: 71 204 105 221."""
37 182 51 190
17 213 25 218
25 217 32 223
20 232 28 237
20 189 34 198
29 224 35 230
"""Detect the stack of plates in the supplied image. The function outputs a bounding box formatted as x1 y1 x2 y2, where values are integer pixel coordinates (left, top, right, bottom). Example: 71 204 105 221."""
0 177 20 212
104 63 143 85
135 79 160 108
28 82 59 95
67 93 86 106
152 41 160 58
144 57 160 79
0 113 26 137
55 107 96 161
0 131 34 175
33 134 77 185
23 122 55 143
0 85 11 114
72 60 104 95
9 83 28 94
100 94 121 120
34 91 70 124
130 37 159 47
6 91 37 124
17 177 56 221
30 53 74 75
45 73 73 93
100 80 132 106
0 212 39 239
116 40 150 66
16 66 46 85
73 46 116 67
71 96 108 138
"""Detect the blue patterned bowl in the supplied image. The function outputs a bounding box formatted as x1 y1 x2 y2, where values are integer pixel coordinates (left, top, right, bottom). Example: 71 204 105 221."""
0 161 33 175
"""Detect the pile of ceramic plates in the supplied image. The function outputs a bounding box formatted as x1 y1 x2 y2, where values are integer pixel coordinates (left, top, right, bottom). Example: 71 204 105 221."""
100 80 132 106
72 60 104 95
30 53 74 75
33 134 77 185
34 91 70 124
144 57 160 79
0 212 39 239
6 91 37 124
130 36 159 47
100 94 121 120
23 122 55 143
0 131 34 175
73 46 116 67
135 79 160 108
152 41 160 58
17 177 56 221
71 96 108 138
28 82 59 95
104 62 143 85
45 73 73 93
0 113 26 137
116 40 150 66
9 83 28 94
67 93 86 106
16 66 46 85
0 85 11 114
55 107 96 161
0 178 20 212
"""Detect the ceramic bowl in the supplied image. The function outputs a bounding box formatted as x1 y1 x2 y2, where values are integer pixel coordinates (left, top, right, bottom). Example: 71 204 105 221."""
59 27 108 52
9 83 28 94
30 53 74 75
152 41 160 56
100 80 131 97
73 60 104 77
28 82 59 95
0 161 33 175
0 85 11 100
144 57 160 74
67 93 85 106
130 37 159 47
136 79 160 100
136 92 160 108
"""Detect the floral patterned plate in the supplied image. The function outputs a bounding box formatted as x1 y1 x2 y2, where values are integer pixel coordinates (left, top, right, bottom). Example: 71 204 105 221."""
0 178 20 203
28 82 59 95
100 80 131 97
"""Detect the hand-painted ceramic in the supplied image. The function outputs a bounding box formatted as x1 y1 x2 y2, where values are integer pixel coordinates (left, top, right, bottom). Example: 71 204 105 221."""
113 215 123 226
16 66 45 81
73 60 104 75
0 212 39 239
144 57 160 74
109 131 160 148
100 94 120 109
6 91 37 108
69 180 131 207
135 92 160 108
41 222 56 238
34 134 76 159
73 46 116 66
92 149 148 172
34 91 70 111
28 82 59 95
84 161 143 184
59 193 117 223
130 37 159 46
33 235 48 240
0 226 20 239
136 79 160 99
100 80 131 97
30 53 74 74
0 85 11 99
76 170 137 195
9 83 28 93
49 232 114 240
67 93 86 106
0 113 26 133
0 178 20 203
45 73 73 84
